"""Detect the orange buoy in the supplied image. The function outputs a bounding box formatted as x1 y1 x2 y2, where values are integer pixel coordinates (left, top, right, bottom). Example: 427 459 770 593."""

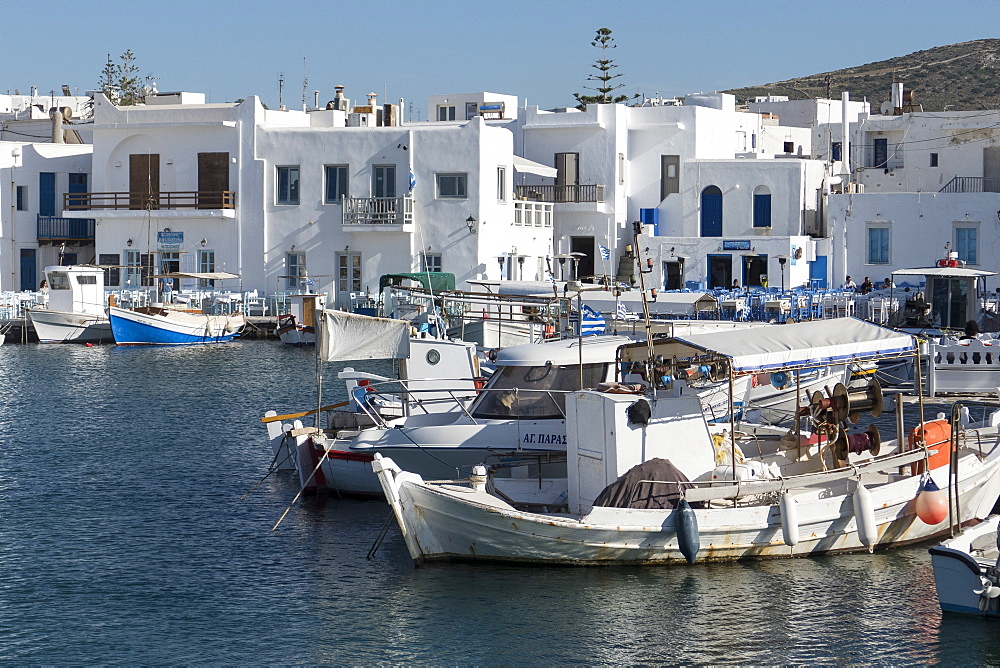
910 419 952 475
915 476 949 525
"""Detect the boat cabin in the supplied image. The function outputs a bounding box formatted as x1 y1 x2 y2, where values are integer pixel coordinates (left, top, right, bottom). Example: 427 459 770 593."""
43 265 105 316
892 265 998 331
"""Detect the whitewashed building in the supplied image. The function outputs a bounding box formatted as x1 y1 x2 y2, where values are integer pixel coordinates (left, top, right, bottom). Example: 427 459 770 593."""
0 141 93 291
828 102 1000 285
61 91 551 305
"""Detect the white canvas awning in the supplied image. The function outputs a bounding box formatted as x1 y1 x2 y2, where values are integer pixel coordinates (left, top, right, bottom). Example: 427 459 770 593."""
155 271 241 281
622 318 915 373
892 266 998 278
317 309 410 362
513 156 557 178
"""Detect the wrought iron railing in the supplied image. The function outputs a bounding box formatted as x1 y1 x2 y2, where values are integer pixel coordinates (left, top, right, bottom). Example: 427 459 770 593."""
62 191 236 210
37 215 95 241
516 184 605 203
342 195 413 226
939 177 1000 193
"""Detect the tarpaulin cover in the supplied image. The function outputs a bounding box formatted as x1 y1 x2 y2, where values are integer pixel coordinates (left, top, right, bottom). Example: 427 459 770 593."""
317 309 410 362
593 458 693 509
379 272 456 293
622 317 915 373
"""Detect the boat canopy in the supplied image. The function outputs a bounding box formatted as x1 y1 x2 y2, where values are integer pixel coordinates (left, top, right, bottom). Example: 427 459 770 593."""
621 318 915 373
379 272 456 293
892 266 998 278
155 271 241 281
496 335 634 367
467 280 716 315
317 309 410 362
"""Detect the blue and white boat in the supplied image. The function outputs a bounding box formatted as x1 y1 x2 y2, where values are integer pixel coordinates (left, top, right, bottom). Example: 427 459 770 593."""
108 272 245 346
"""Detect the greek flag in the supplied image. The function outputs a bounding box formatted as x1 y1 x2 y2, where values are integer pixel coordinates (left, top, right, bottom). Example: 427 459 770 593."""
572 303 606 336
408 169 416 192
599 245 611 261
617 300 628 320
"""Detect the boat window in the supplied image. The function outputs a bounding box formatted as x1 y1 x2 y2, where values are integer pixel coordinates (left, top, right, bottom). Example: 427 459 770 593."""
76 275 97 285
49 273 70 290
471 363 608 420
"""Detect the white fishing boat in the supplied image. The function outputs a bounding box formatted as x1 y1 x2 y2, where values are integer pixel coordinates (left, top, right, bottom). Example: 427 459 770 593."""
276 293 325 346
108 272 245 346
373 320 1000 566
26 265 112 344
276 323 750 497
930 515 1000 618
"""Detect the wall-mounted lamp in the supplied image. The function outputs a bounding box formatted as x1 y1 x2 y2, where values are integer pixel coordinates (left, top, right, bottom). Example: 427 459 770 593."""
201 238 208 247
344 245 349 253
290 244 296 251
126 238 133 247
163 227 171 233
466 215 477 234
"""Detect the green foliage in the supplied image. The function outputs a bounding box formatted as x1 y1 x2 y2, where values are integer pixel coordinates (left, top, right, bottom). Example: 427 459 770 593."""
98 50 144 106
573 27 630 110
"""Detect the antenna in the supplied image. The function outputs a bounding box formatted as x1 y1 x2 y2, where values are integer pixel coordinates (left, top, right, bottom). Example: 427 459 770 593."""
278 72 285 110
302 57 308 111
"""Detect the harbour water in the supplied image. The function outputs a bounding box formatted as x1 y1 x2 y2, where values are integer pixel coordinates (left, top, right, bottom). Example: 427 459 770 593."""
2 341 999 664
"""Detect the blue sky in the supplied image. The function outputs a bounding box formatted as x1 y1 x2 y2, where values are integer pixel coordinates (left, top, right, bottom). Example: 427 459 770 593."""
5 0 996 117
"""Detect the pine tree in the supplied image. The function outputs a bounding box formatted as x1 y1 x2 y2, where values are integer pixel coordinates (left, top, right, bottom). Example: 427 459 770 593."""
573 28 629 110
97 50 143 105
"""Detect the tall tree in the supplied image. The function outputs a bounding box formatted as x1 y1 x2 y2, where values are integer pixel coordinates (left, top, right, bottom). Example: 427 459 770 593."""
573 28 629 110
98 50 144 105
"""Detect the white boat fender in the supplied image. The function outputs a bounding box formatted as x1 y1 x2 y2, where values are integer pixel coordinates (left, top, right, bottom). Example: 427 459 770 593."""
674 499 700 564
852 481 877 552
779 491 799 547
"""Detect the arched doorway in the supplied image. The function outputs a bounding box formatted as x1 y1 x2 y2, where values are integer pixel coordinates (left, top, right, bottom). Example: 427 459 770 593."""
700 186 722 237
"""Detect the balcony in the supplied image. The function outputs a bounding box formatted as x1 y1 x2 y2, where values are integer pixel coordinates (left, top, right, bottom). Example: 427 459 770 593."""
939 177 1000 193
342 195 413 231
37 215 95 242
62 191 236 210
516 184 605 203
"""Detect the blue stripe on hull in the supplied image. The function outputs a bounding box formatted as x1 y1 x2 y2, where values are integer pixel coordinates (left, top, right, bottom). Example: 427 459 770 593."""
110 312 239 346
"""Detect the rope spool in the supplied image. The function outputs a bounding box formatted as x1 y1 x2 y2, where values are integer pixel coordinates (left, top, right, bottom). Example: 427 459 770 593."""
833 424 881 460
844 380 883 424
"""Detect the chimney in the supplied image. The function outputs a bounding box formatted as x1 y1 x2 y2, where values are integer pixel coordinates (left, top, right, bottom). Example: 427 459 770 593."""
50 107 65 143
841 92 850 180
892 82 903 115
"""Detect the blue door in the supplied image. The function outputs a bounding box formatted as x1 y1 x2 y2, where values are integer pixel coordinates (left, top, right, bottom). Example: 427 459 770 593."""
753 192 771 228
20 249 36 291
700 186 723 237
39 172 56 217
810 255 828 288
68 173 87 209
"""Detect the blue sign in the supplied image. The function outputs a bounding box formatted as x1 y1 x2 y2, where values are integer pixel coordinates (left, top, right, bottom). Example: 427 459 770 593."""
157 231 184 246
722 240 751 251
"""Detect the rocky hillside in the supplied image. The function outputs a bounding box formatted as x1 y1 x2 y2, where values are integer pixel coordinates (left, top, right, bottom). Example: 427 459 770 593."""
723 39 1000 111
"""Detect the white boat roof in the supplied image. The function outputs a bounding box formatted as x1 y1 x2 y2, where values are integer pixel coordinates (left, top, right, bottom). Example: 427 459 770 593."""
155 271 241 281
496 335 634 366
467 280 716 313
44 264 103 274
622 318 915 373
892 266 997 278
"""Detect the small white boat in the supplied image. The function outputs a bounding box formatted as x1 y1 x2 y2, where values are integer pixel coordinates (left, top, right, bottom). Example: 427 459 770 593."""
930 515 1000 618
276 293 325 346
27 265 112 344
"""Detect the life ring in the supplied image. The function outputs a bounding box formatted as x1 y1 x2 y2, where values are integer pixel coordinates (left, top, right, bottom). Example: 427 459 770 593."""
771 370 790 390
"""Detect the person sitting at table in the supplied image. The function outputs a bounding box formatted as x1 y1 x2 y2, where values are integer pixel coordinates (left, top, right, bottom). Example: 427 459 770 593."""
731 279 740 290
843 276 857 290
859 277 874 294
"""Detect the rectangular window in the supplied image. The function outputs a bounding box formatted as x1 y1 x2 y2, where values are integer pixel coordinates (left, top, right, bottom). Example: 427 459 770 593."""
867 227 889 264
497 166 506 202
437 105 456 121
16 185 26 211
831 142 842 162
337 252 362 296
420 252 442 273
955 227 978 265
783 141 795 154
99 253 120 287
465 102 478 120
276 166 300 204
930 153 939 167
324 165 349 203
286 252 306 289
619 153 625 185
660 155 679 200
436 173 467 198
198 249 216 287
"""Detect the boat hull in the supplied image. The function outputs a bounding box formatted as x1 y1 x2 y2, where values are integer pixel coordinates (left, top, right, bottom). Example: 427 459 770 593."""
28 308 112 343
377 449 1000 565
109 306 243 345
930 516 1000 617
